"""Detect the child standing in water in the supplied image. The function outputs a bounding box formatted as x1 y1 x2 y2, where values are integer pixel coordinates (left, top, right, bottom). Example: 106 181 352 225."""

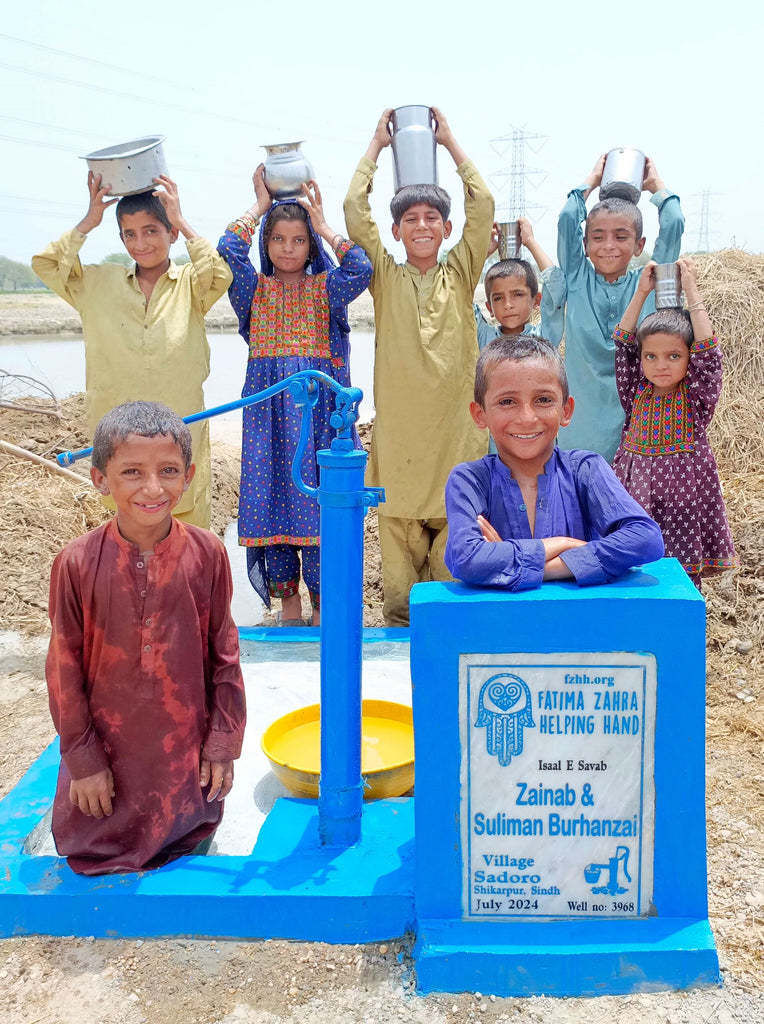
218 169 372 626
612 258 737 587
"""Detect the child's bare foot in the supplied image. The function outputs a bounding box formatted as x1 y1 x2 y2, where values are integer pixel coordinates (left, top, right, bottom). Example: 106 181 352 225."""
280 593 303 623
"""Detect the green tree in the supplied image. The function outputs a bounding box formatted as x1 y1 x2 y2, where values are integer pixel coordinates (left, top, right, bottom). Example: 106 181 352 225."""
0 256 39 291
102 252 132 266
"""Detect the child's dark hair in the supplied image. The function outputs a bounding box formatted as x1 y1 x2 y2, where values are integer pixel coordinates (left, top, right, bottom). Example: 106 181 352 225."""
116 192 172 232
637 308 693 349
261 203 320 267
92 401 192 472
475 334 569 406
585 198 643 240
484 259 538 303
390 184 451 225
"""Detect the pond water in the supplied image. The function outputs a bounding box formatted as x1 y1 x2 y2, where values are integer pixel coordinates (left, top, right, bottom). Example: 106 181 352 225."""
0 330 377 423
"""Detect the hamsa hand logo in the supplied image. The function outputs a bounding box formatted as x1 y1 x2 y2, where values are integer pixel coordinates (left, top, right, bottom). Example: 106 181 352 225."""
475 673 535 766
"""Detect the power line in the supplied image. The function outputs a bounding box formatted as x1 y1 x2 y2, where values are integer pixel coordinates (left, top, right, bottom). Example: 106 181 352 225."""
0 31 188 89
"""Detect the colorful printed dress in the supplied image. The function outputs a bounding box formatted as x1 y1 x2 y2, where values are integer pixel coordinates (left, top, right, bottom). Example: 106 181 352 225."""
217 205 372 607
612 329 737 582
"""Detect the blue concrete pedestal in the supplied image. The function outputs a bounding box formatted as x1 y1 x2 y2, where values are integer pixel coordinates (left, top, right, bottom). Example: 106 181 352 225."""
0 738 415 941
410 560 720 996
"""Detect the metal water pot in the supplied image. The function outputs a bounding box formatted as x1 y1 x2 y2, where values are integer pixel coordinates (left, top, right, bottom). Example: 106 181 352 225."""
262 141 314 200
80 136 168 196
600 147 646 204
497 221 521 260
654 263 684 309
390 105 438 192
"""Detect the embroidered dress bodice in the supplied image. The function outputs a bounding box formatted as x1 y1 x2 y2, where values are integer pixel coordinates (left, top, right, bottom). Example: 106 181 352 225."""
621 381 695 456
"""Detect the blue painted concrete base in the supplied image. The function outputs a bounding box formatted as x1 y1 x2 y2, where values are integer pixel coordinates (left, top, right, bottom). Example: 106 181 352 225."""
414 918 720 996
0 735 415 940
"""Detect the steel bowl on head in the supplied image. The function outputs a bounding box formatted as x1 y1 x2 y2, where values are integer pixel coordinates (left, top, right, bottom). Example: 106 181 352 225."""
80 136 168 197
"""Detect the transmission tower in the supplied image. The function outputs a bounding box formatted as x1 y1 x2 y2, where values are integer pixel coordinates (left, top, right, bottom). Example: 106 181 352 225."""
489 126 547 219
693 188 721 252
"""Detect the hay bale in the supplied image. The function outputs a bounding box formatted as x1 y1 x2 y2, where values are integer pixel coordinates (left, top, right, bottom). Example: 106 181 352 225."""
693 250 764 476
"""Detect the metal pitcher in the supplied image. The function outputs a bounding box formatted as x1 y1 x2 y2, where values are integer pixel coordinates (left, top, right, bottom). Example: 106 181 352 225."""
654 263 684 309
262 141 314 200
497 221 521 260
390 105 438 192
600 147 645 204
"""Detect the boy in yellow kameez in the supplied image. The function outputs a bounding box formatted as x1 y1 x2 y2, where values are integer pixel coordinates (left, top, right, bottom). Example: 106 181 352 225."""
33 173 231 528
344 107 494 625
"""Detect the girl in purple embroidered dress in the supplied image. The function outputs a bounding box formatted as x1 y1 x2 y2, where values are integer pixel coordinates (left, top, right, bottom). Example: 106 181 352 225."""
612 258 737 588
218 167 372 624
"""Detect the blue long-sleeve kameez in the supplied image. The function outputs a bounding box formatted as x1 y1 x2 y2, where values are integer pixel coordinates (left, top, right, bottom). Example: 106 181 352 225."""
445 449 664 592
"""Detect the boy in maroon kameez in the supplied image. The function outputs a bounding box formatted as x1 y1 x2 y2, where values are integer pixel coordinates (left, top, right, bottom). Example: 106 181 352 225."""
46 401 246 875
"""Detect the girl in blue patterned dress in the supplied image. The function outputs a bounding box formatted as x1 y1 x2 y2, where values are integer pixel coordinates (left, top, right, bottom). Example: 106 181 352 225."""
612 258 737 588
218 167 372 624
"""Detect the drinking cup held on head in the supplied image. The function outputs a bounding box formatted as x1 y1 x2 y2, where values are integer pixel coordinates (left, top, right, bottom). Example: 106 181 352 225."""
390 105 438 192
600 147 646 204
261 141 314 200
654 263 684 309
498 221 521 260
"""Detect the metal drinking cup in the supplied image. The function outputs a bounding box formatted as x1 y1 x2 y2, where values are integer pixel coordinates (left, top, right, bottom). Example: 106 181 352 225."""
390 105 438 192
653 263 684 309
600 147 646 204
497 221 522 260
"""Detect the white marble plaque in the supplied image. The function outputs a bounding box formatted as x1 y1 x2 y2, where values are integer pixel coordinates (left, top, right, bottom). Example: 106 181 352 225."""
459 652 656 920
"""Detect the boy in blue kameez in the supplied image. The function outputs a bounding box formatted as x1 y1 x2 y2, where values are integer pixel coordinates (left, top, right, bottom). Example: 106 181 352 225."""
445 334 663 592
541 154 684 461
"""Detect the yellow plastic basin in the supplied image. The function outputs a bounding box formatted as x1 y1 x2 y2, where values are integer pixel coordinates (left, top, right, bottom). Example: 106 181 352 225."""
261 699 415 800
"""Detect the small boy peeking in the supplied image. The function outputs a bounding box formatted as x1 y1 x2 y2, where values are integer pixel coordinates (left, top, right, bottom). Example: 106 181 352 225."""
46 402 246 875
541 154 684 461
444 335 664 592
32 174 232 529
474 217 554 349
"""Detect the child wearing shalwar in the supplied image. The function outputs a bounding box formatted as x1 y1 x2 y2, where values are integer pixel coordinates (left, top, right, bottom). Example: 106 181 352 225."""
541 154 685 461
612 259 737 588
46 402 246 875
218 168 372 626
445 335 664 592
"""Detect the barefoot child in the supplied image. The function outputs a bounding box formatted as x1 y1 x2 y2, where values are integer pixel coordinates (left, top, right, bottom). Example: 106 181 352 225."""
46 402 246 875
32 174 232 529
344 107 494 625
612 259 737 587
542 154 685 461
444 335 664 591
218 169 372 626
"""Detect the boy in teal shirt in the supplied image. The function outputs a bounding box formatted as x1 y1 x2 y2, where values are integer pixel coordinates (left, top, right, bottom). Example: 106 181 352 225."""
541 154 684 461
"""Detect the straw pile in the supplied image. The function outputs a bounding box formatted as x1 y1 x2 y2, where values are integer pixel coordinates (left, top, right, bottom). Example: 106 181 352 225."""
0 395 240 635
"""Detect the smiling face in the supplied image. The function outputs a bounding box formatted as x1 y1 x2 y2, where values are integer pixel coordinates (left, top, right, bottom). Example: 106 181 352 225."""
584 211 645 282
470 357 574 475
90 433 195 549
486 274 540 334
640 331 690 395
119 211 178 274
391 203 452 272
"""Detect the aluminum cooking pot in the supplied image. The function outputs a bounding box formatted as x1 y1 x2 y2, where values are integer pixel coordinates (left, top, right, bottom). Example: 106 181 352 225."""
80 136 168 196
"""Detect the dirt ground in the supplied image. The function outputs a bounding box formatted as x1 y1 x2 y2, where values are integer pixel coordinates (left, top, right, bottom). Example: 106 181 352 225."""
0 290 763 1022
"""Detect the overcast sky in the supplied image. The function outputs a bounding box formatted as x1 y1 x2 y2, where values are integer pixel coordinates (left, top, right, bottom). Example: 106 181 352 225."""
1 1 761 267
